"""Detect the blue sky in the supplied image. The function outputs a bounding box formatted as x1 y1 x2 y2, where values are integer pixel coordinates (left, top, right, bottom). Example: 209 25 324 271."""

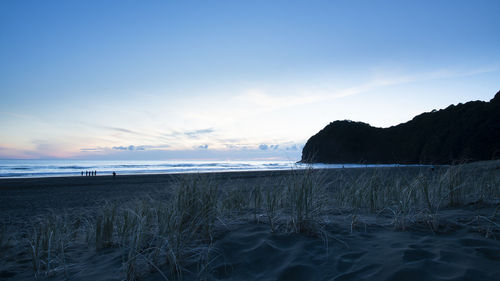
1 0 499 160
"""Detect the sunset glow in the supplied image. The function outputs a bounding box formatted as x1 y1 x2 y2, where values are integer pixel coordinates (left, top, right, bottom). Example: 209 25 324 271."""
1 0 499 160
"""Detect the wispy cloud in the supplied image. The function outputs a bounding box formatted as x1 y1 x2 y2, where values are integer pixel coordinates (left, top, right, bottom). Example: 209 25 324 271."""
103 126 141 135
112 145 146 151
235 66 499 112
0 111 40 120
184 128 214 138
80 147 104 152
111 144 170 151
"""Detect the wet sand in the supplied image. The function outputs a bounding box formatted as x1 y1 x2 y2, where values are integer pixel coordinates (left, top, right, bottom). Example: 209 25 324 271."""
0 170 300 222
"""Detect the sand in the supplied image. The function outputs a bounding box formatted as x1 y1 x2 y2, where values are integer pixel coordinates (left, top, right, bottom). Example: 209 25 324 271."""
0 171 302 222
1 166 499 281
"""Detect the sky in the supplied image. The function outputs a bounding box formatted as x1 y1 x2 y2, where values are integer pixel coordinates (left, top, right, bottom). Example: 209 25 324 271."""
1 0 499 160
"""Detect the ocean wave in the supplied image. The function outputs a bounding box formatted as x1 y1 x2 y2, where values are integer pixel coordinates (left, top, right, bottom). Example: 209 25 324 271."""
0 160 304 178
57 166 90 170
114 164 151 168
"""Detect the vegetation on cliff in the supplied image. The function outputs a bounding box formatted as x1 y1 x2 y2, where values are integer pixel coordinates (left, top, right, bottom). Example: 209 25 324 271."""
302 91 500 164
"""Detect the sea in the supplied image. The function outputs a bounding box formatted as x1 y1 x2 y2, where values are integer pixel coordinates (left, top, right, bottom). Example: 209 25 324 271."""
0 160 406 178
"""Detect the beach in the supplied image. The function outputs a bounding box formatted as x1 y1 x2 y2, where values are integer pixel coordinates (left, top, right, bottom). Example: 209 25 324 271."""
1 163 499 281
0 170 307 222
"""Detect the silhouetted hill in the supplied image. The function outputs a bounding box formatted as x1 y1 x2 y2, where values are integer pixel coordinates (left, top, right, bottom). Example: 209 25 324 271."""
301 91 500 164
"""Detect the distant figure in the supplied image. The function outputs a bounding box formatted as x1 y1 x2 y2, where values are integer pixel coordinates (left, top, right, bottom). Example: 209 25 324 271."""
95 170 97 176
86 171 88 176
81 171 83 176
112 171 116 179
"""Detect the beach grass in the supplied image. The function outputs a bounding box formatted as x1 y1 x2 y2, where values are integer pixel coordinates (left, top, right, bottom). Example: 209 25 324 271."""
9 161 500 280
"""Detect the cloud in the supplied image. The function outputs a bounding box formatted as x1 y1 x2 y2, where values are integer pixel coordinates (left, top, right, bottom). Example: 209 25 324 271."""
80 147 103 152
198 144 209 149
31 139 72 157
1 111 39 120
112 145 145 151
257 144 280 151
103 126 141 135
111 144 170 151
184 128 214 138
113 146 127 150
162 131 181 138
234 66 500 114
224 144 251 150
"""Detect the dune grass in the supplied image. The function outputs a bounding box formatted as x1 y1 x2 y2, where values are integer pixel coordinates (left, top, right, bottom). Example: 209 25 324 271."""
28 214 74 279
19 161 500 280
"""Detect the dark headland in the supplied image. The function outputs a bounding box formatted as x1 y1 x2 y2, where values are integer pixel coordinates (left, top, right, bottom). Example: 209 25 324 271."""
301 90 500 164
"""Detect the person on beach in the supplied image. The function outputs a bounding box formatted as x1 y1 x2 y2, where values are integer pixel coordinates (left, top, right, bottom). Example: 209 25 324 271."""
81 171 83 176
86 171 88 176
113 171 116 178
95 170 97 176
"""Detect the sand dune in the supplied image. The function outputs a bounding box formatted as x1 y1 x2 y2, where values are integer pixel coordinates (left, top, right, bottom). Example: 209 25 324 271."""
207 222 500 281
140 213 500 281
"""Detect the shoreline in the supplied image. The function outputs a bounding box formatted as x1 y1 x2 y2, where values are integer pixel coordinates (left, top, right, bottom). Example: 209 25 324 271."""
0 169 300 187
0 168 299 181
0 164 435 180
0 160 438 180
0 165 438 188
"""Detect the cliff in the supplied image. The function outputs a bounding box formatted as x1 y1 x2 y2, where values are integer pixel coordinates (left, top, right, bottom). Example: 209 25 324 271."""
301 91 500 164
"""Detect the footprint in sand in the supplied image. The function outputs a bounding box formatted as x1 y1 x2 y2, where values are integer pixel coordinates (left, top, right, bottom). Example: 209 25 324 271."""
475 247 500 261
336 252 366 272
277 264 317 281
334 263 381 281
390 242 403 248
0 270 16 278
402 248 436 262
458 238 491 247
438 250 464 263
386 268 431 281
